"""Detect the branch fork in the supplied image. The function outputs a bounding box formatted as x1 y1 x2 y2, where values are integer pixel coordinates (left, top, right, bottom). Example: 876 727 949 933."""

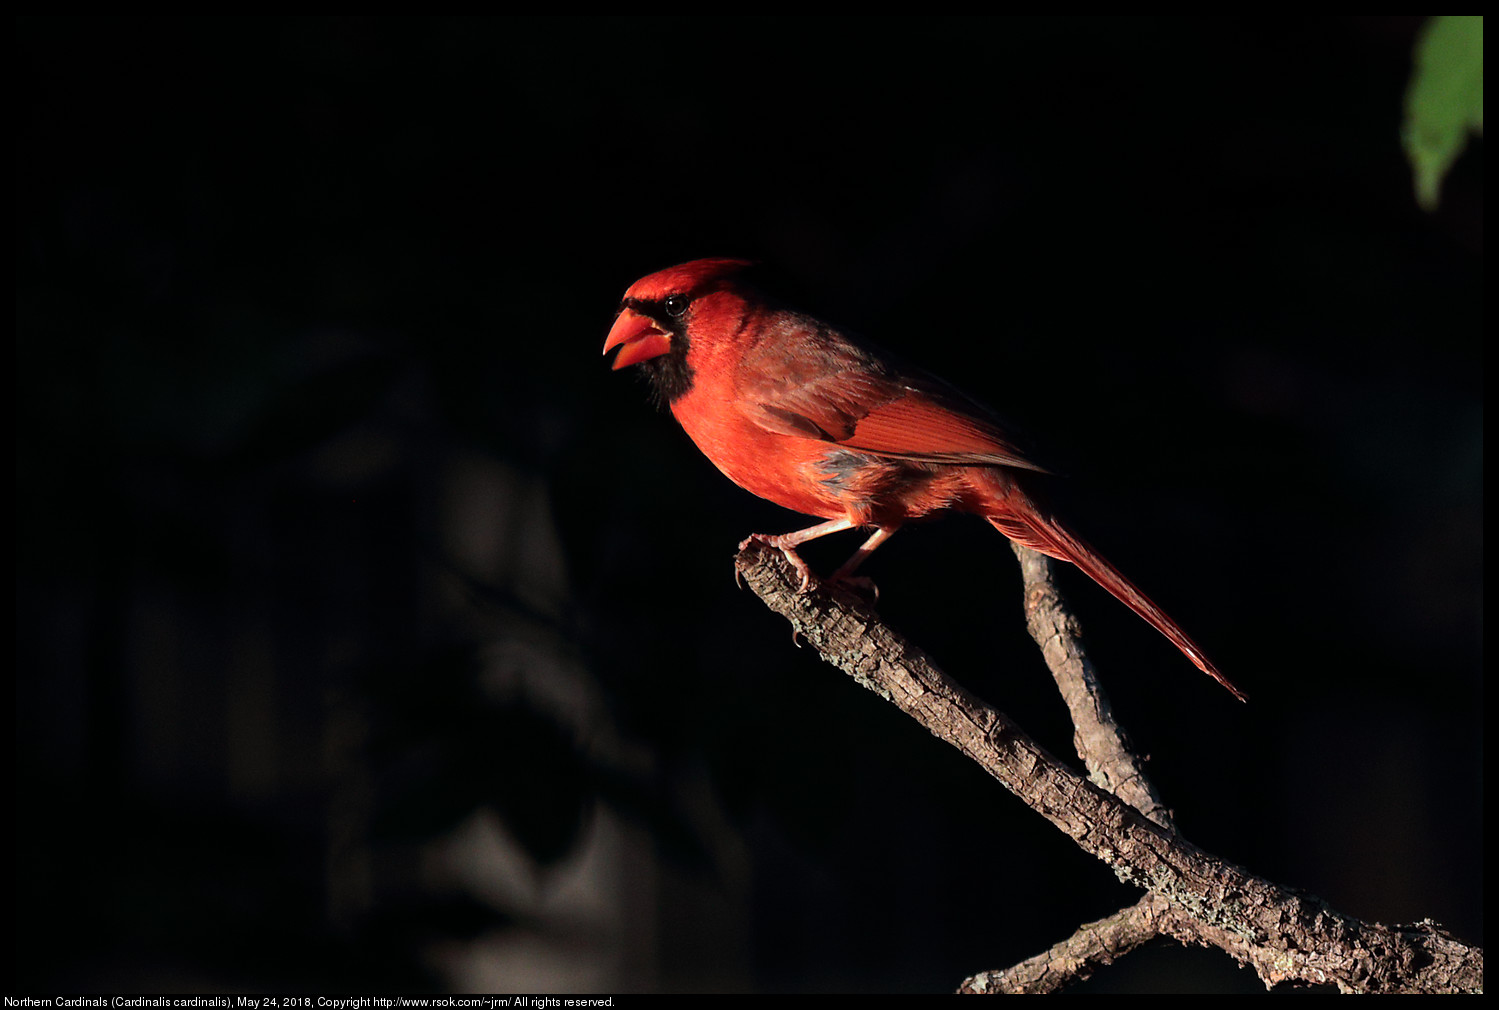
731 539 1482 994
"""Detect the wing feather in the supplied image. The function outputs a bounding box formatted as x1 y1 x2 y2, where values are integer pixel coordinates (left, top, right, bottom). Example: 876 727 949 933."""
735 315 1050 473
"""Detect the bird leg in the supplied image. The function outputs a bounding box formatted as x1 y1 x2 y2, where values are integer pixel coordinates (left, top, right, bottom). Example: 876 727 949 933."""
829 525 898 601
738 518 857 592
738 519 900 598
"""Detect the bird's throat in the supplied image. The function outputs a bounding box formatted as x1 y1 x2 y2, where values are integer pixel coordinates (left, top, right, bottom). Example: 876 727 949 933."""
640 347 694 409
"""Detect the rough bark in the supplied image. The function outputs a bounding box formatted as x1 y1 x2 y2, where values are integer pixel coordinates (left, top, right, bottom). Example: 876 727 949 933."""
733 539 1483 994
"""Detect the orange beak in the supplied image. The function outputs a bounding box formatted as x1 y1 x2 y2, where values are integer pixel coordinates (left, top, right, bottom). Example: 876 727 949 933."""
603 307 672 370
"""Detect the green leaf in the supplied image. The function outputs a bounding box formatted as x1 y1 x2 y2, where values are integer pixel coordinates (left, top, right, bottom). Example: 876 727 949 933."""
1403 16 1484 211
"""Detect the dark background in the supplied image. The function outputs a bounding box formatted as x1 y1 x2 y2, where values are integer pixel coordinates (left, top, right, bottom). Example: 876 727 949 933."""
15 16 1481 994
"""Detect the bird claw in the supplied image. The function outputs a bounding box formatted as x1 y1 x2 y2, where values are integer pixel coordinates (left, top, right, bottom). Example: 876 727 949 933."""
738 533 818 593
737 533 882 603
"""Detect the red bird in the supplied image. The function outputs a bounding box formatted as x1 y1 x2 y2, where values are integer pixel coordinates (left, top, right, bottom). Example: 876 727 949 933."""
604 258 1245 702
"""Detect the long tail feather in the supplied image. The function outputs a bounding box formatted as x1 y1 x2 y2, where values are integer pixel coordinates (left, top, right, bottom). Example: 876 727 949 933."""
987 508 1247 703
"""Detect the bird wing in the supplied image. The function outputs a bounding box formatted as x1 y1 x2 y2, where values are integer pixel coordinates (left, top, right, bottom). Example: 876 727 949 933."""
735 316 1050 473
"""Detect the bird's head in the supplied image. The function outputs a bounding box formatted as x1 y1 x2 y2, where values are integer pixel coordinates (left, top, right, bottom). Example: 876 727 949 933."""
603 258 755 403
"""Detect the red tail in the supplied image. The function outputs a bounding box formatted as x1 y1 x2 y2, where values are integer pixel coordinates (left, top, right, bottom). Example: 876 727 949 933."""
986 497 1247 703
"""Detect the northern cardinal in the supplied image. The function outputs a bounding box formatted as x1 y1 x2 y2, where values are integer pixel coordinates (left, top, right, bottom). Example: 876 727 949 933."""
604 258 1245 702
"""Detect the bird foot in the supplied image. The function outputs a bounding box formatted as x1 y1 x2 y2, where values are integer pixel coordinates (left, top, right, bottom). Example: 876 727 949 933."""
737 533 818 593
736 534 880 603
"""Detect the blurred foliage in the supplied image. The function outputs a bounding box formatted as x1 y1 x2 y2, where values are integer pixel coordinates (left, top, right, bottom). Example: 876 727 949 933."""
1403 16 1483 210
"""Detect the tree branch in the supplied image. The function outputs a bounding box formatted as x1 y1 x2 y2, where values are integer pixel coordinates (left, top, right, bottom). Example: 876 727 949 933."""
957 893 1173 994
732 539 1483 994
1007 541 1173 831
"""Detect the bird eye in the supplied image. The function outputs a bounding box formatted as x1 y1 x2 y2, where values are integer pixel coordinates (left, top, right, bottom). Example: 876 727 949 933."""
664 294 689 318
